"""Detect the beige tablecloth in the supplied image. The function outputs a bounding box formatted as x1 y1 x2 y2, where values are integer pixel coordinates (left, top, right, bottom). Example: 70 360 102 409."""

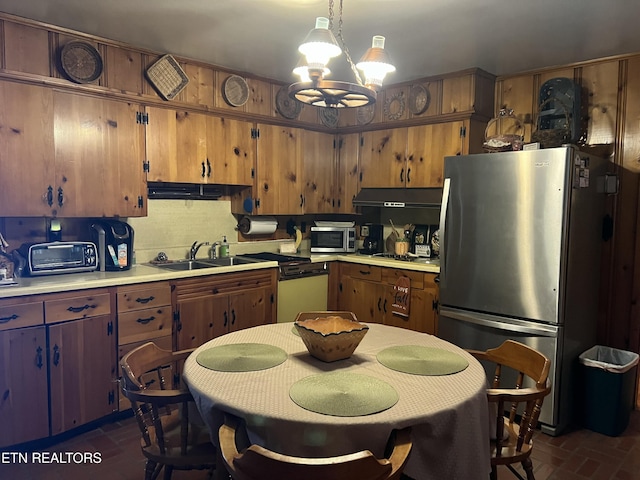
184 323 490 480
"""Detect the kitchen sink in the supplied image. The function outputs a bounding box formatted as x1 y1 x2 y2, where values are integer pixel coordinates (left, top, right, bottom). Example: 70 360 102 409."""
148 256 261 271
204 256 260 267
150 260 220 271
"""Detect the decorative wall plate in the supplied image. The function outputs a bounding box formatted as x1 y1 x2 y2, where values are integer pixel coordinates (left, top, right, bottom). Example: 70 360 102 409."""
384 92 406 121
409 84 431 115
146 54 189 100
357 104 375 125
222 75 249 107
275 85 301 119
319 107 339 128
59 41 103 84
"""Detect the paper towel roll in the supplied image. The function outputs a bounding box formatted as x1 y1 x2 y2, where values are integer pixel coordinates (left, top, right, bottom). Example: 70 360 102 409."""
238 216 278 235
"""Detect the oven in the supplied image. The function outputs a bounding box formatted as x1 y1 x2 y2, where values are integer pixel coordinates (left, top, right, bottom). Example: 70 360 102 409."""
240 253 329 323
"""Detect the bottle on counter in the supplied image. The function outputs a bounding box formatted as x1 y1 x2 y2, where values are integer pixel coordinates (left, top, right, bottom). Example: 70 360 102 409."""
220 236 229 257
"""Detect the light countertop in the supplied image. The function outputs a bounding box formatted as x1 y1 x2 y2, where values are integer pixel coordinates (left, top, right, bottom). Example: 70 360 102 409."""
0 254 439 299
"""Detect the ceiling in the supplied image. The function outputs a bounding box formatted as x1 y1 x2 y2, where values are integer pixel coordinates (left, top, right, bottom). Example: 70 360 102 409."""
0 0 639 85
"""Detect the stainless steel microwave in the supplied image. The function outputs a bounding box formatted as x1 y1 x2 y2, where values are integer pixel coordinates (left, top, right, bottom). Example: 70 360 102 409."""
19 241 98 276
310 226 356 253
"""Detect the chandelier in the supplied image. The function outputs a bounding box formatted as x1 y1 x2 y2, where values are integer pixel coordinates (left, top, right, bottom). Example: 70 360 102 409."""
288 0 395 108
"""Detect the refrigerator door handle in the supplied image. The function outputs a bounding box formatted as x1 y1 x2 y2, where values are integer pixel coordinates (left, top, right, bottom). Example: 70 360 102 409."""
439 177 450 282
440 307 558 337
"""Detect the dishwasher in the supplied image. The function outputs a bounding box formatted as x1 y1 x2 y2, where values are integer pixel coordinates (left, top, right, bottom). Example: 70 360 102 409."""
241 253 329 322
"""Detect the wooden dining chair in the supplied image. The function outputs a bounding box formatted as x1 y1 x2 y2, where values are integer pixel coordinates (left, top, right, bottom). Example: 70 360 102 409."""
467 340 551 480
120 342 217 480
218 414 412 480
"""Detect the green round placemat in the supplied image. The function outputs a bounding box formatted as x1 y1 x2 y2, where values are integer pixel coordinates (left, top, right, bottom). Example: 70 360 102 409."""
377 345 469 375
196 343 287 372
290 372 398 417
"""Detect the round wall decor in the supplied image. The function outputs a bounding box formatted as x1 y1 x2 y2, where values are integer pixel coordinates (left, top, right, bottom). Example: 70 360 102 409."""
319 107 339 128
275 85 301 119
384 92 406 121
222 75 249 107
356 104 375 125
409 84 431 115
59 41 103 84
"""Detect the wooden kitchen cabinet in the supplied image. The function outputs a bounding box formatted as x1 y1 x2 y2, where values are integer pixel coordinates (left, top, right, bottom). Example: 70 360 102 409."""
45 289 117 436
173 269 277 350
0 81 146 217
359 122 466 188
145 107 254 186
336 262 439 334
0 298 48 448
0 81 54 217
254 124 304 214
116 282 172 409
302 130 335 214
54 92 146 217
334 133 360 213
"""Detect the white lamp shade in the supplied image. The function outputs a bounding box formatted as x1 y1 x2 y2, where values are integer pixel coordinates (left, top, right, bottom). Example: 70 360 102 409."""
356 35 395 88
298 17 341 70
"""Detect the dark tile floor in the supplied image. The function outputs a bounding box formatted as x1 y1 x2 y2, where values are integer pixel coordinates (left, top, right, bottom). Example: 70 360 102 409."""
1 411 639 479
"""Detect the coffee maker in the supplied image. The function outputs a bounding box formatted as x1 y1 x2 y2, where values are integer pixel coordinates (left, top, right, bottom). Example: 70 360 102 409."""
90 219 134 271
360 224 384 254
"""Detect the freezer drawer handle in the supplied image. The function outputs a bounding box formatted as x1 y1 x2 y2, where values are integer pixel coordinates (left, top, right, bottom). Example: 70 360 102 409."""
442 309 558 336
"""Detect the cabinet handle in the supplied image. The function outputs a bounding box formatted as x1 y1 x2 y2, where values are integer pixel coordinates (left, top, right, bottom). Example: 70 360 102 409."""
135 295 155 304
358 270 371 275
300 194 304 208
201 161 206 178
377 297 382 312
206 159 211 177
66 304 96 313
46 186 54 206
53 344 60 366
400 168 404 183
383 299 388 313
407 168 411 184
0 314 18 324
224 311 228 327
36 346 43 369
136 316 156 325
231 309 236 325
57 187 64 208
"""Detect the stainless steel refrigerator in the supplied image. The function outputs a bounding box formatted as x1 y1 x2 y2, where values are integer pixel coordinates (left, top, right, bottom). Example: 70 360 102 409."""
437 145 609 436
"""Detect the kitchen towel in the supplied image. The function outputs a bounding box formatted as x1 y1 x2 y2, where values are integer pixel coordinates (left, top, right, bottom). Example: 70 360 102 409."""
237 216 278 235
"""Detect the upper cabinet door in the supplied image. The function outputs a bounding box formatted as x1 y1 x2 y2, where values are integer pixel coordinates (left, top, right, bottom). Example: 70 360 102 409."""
0 82 55 216
335 133 359 214
206 116 254 185
54 92 146 217
359 128 408 188
301 130 335 214
255 124 303 215
145 106 208 184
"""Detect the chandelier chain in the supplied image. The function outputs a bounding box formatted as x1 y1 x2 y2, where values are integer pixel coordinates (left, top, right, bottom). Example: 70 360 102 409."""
328 0 364 86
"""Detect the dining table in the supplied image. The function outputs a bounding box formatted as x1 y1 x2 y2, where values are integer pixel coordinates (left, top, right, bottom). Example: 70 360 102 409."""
183 322 491 480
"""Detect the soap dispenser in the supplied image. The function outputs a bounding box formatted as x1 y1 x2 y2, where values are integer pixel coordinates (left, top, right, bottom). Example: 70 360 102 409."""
220 236 229 258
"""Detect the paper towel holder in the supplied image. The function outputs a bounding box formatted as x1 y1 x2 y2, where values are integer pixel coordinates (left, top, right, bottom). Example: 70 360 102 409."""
237 215 278 235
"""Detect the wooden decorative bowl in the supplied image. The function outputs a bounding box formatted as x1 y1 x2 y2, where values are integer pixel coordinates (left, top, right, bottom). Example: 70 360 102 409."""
294 311 368 362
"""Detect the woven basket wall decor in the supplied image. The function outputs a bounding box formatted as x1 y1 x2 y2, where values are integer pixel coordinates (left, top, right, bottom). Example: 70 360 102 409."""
531 98 571 148
483 109 524 153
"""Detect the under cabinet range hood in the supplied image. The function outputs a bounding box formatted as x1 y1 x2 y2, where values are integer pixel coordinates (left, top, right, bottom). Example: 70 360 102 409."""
147 182 222 200
352 188 443 208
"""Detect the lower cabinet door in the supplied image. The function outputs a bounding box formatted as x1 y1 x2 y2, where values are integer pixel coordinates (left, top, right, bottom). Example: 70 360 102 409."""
48 316 117 435
0 326 48 447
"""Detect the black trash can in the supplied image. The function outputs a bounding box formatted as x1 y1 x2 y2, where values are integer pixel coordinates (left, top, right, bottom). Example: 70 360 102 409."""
579 346 639 436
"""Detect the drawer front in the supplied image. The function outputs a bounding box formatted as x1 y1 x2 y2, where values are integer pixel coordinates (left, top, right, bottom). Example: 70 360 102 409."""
117 283 171 313
0 301 44 331
381 268 425 289
45 293 111 323
341 263 382 282
118 306 172 344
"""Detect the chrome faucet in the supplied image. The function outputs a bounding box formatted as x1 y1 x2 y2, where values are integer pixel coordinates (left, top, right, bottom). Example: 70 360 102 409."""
210 241 222 259
189 241 210 260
